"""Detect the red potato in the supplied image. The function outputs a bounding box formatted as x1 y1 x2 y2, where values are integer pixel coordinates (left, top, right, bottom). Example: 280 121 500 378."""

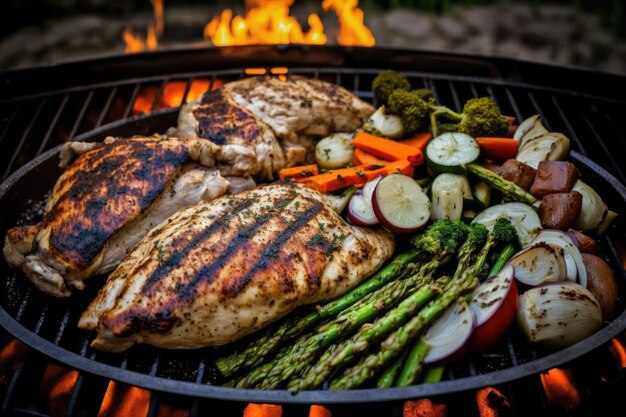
581 253 618 319
567 229 597 254
530 160 581 196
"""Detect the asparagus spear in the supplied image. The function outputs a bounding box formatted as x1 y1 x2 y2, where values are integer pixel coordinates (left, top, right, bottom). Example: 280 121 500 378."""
395 338 430 387
376 351 407 388
289 273 447 391
329 220 517 390
250 263 438 390
394 241 517 388
466 163 537 205
215 251 419 377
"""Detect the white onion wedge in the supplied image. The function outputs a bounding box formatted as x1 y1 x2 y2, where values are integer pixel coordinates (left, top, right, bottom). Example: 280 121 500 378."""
516 282 602 350
469 265 518 352
515 132 570 169
572 180 608 232
472 202 542 247
528 230 587 288
514 114 549 148
507 243 568 286
422 299 474 365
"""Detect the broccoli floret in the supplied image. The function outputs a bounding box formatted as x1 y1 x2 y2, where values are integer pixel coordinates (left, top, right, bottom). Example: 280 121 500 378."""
458 97 509 137
412 89 436 105
429 96 509 137
466 223 488 248
387 90 431 135
372 71 411 104
412 220 469 256
492 218 518 244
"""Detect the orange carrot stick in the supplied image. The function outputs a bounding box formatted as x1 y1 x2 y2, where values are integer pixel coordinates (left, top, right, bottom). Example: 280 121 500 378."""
353 148 391 165
297 161 413 193
278 164 319 181
398 132 432 152
352 132 424 166
476 137 519 161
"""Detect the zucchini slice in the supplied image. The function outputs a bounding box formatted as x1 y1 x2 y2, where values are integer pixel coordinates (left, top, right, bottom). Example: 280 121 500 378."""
426 133 480 174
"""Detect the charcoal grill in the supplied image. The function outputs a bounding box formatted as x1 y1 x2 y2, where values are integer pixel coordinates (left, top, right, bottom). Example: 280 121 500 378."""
0 45 625 410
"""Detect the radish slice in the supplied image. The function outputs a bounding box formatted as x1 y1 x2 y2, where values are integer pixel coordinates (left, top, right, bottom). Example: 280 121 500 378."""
346 177 383 226
422 299 474 366
469 265 518 352
528 230 587 288
507 243 568 286
372 174 431 234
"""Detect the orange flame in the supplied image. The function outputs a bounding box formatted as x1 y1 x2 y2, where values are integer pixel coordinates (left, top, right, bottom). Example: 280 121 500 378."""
132 79 222 115
403 399 447 417
204 0 327 47
309 404 332 417
322 0 375 46
609 337 626 368
123 0 163 53
476 387 510 417
540 368 580 412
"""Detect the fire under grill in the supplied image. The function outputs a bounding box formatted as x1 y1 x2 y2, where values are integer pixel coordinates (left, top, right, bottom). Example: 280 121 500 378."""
0 46 625 416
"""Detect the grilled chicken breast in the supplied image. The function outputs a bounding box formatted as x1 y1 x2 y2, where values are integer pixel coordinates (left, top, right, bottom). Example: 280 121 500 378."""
174 75 374 179
79 182 394 352
3 135 257 297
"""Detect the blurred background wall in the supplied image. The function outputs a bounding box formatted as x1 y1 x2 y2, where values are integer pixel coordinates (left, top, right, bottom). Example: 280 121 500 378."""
1 0 624 74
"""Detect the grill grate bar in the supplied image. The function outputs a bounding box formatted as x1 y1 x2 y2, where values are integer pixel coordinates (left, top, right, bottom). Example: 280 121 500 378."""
0 104 20 148
36 95 69 156
1 353 28 413
65 373 85 417
53 310 72 345
3 99 46 180
124 84 141 119
448 80 462 112
584 104 626 183
150 79 169 113
549 95 587 155
14 288 32 322
68 91 93 140
503 87 524 123
180 78 193 105
96 87 117 128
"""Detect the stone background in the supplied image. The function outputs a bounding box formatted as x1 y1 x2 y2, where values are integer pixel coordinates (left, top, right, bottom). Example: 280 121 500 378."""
1 1 625 75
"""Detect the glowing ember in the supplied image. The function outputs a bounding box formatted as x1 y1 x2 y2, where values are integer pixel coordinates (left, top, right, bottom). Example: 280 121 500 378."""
403 399 447 417
609 337 626 368
243 403 283 417
0 339 27 385
309 405 332 417
540 368 580 412
476 387 510 417
132 79 221 115
37 363 78 417
98 381 150 417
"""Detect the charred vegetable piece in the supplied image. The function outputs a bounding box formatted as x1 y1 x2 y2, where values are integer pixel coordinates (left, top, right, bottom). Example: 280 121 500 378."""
278 164 319 180
530 160 580 196
539 191 583 231
500 159 537 191
581 253 618 320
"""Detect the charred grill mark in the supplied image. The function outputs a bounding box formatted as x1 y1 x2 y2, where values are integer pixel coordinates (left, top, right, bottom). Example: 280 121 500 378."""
174 196 296 301
221 197 324 298
141 197 256 294
45 138 189 269
194 88 261 146
104 304 180 337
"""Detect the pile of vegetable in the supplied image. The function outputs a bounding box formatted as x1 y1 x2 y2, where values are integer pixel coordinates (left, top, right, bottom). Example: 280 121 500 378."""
220 70 620 390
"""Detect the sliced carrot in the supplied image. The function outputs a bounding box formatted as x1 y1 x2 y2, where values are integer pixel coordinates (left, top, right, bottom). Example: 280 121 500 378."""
476 137 519 161
353 148 391 165
352 132 424 166
398 132 433 152
297 161 413 193
278 164 319 181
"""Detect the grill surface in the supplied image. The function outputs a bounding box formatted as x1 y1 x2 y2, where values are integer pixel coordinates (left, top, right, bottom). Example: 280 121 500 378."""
0 46 625 405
